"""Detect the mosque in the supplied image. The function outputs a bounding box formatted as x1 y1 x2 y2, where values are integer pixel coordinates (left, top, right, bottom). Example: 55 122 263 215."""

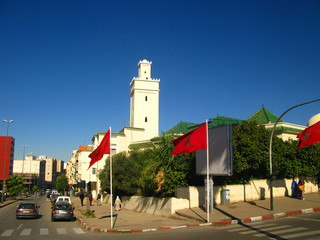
67 59 318 197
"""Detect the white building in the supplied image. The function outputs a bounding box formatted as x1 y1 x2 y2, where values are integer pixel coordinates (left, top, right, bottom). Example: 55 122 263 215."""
13 154 40 176
68 59 160 198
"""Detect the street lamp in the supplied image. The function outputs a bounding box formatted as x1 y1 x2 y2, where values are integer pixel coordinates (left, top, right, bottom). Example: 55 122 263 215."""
269 98 320 210
1 120 14 203
21 145 28 186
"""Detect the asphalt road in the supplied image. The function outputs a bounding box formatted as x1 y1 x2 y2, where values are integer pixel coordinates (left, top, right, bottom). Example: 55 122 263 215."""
1 195 320 240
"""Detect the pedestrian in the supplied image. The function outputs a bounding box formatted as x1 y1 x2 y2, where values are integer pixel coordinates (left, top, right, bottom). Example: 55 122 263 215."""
115 196 122 211
291 178 298 198
97 193 101 206
89 193 93 206
79 191 85 206
47 192 50 201
299 180 305 200
297 179 304 199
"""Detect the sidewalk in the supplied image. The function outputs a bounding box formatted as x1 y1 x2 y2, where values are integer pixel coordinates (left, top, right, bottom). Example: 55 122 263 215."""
72 192 320 233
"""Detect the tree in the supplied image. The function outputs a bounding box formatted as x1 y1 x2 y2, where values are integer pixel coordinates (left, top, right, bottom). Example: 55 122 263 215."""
55 175 69 193
32 185 39 193
5 175 23 197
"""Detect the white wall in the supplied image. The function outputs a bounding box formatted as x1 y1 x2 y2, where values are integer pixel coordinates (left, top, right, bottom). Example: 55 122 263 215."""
176 178 319 207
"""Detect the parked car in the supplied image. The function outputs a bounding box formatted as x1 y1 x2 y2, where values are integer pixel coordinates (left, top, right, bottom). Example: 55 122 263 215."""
55 196 72 205
51 201 74 221
50 193 61 205
16 202 39 219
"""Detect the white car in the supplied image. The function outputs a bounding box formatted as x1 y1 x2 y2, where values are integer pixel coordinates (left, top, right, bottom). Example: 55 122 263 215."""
55 196 72 205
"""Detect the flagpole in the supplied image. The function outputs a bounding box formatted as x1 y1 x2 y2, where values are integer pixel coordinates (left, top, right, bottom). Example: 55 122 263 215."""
109 127 113 228
206 119 210 223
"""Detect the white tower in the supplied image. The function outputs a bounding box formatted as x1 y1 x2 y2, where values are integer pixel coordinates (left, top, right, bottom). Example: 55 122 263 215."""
130 59 160 140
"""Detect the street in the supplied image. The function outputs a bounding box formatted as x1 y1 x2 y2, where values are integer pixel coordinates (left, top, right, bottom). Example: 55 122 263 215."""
0 195 320 239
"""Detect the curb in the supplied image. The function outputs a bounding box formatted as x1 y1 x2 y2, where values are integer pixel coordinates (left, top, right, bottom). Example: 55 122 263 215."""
75 206 320 233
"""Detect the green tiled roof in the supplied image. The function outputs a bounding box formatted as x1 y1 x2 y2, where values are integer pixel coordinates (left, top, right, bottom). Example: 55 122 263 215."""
208 115 243 128
247 106 283 124
165 121 198 135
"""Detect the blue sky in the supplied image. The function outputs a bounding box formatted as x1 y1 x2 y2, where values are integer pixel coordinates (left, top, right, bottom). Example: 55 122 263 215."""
1 0 320 162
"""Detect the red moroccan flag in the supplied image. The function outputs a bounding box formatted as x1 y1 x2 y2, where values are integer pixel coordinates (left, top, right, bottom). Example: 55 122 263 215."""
88 129 111 169
297 121 320 149
171 123 207 155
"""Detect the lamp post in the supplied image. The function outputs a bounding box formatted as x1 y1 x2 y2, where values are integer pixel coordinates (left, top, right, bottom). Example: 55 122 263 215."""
1 120 14 203
269 98 320 211
21 145 28 187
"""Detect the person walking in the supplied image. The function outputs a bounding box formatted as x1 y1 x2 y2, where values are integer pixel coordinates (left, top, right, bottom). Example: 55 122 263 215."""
291 178 298 198
300 180 305 200
297 179 304 199
115 196 122 211
89 193 93 206
97 193 101 206
79 191 85 206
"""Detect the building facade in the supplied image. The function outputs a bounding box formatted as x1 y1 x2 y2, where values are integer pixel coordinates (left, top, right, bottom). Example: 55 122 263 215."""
67 59 161 197
0 136 15 182
14 155 64 191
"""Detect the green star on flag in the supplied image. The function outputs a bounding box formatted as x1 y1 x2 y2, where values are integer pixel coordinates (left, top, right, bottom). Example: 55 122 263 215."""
302 132 310 140
184 137 192 146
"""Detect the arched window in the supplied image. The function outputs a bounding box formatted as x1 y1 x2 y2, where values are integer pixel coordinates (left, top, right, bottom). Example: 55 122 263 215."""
145 117 148 122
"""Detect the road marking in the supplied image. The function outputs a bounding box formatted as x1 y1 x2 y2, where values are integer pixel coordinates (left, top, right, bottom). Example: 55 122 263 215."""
254 227 307 237
1 229 14 237
73 228 85 234
17 224 23 230
57 228 67 234
239 225 290 234
40 228 49 235
279 230 320 239
20 228 31 236
292 216 320 222
228 223 276 232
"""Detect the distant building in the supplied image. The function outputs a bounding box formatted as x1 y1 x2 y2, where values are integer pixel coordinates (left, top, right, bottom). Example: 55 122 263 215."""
13 154 40 188
14 154 64 190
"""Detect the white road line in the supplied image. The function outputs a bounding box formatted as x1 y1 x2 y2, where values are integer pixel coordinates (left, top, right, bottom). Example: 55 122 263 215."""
20 228 31 236
239 225 290 234
57 228 67 234
40 228 49 235
253 227 307 237
279 230 320 239
73 228 85 234
227 223 276 232
1 229 14 237
17 224 23 230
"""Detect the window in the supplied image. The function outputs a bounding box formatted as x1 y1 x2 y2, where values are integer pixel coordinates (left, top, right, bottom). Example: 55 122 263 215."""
92 168 96 175
145 117 148 122
145 96 148 101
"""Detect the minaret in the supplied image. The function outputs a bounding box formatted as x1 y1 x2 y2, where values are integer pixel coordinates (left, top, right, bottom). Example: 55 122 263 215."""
130 59 160 140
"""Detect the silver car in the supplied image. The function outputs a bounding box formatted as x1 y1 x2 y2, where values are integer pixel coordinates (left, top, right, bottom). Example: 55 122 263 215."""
16 202 39 219
51 201 74 221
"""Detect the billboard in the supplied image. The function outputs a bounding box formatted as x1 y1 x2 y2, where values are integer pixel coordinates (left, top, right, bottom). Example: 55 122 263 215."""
196 125 233 176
